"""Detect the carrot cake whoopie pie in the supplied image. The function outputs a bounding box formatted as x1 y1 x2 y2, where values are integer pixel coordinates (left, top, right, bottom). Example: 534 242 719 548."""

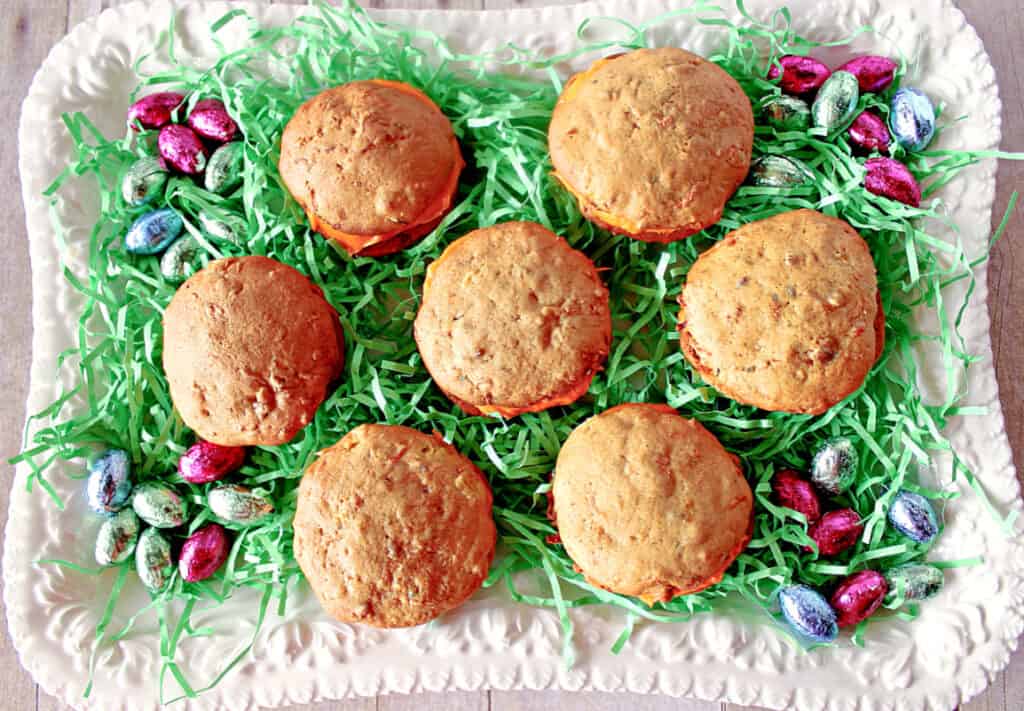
413 221 612 417
678 209 884 415
278 79 464 257
548 47 754 242
293 424 496 628
550 403 753 603
162 256 344 446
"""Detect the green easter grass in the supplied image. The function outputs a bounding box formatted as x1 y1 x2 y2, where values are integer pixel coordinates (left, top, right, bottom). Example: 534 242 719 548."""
13 0 1022 701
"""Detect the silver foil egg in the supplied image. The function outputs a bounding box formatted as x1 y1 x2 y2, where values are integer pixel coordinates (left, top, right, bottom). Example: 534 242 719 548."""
95 508 140 566
136 528 174 591
121 156 168 206
812 71 860 134
810 437 858 495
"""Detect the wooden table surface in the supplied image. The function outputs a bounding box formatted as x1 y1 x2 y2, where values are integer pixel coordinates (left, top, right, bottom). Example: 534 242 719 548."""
2 0 1020 709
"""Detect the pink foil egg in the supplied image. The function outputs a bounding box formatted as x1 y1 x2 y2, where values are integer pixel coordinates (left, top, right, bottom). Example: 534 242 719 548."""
179 523 230 582
179 440 247 484
127 91 185 130
767 55 831 95
158 124 209 175
771 469 822 523
831 569 888 626
848 111 892 152
807 508 863 556
187 98 239 143
864 157 922 207
837 55 898 93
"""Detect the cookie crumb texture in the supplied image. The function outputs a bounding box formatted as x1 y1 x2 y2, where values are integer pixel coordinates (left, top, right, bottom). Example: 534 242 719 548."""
414 221 611 416
678 209 883 414
162 256 344 446
293 424 497 628
548 47 754 240
551 404 753 604
278 80 460 244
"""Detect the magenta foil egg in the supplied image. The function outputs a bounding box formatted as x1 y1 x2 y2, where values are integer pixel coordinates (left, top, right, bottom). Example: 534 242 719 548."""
768 55 831 95
848 111 892 152
831 570 888 627
836 55 898 93
864 157 922 207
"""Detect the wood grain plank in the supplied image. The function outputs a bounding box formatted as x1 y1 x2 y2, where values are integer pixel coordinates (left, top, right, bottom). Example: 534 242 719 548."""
2 0 75 709
379 691 489 711
492 691 718 710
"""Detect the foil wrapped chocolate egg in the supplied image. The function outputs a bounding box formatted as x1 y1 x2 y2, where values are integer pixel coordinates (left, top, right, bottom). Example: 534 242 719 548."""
204 142 244 195
749 155 809 187
885 563 944 601
179 440 246 484
159 235 202 284
131 483 187 529
208 484 274 525
864 157 922 207
199 212 243 245
889 87 936 151
95 508 140 566
768 55 831 95
771 469 822 522
810 437 858 495
121 156 168 206
125 208 184 255
830 570 887 627
86 448 132 515
847 111 891 153
158 124 208 175
188 98 239 144
179 523 230 582
836 55 898 93
136 528 173 591
812 71 860 134
808 508 863 556
760 95 811 131
888 490 939 543
127 91 185 130
778 584 838 643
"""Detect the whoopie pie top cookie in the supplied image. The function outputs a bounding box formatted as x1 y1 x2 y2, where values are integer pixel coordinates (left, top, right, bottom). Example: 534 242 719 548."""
278 79 464 257
292 424 496 628
548 47 754 242
413 221 612 417
162 255 344 446
678 209 884 414
550 403 753 604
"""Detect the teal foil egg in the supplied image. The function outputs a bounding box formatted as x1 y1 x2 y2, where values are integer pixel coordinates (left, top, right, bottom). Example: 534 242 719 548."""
125 208 184 255
86 448 132 515
811 71 860 134
204 142 244 195
95 508 140 566
885 563 944 601
159 236 202 283
888 490 939 543
889 88 936 151
810 437 858 495
120 156 168 206
779 584 838 643
760 95 811 131
132 483 187 528
208 484 274 524
136 528 174 591
749 155 809 187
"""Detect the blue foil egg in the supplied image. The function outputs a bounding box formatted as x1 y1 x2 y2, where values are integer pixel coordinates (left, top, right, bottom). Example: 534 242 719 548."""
779 584 838 643
889 88 936 151
888 490 939 543
86 449 132 515
810 437 858 495
124 208 184 255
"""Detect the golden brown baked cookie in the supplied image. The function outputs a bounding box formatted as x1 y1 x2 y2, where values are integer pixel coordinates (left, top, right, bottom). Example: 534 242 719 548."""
550 403 753 604
163 256 344 446
677 209 884 414
293 424 496 628
548 48 754 242
278 79 464 257
413 221 611 417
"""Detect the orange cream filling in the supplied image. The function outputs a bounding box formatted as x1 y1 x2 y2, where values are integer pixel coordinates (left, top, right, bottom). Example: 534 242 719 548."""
310 79 464 255
551 56 683 240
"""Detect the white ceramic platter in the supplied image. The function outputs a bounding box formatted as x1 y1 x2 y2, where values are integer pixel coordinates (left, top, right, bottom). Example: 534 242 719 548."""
10 1 1024 709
